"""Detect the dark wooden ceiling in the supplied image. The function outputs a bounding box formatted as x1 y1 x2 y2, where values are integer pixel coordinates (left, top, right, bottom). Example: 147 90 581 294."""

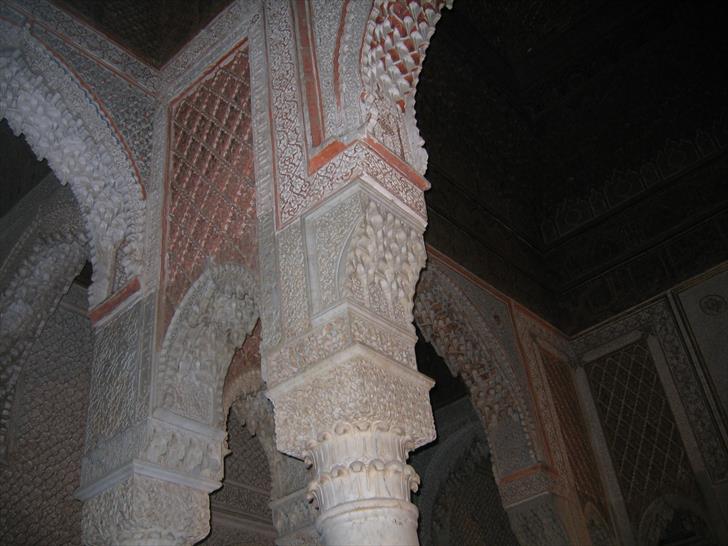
418 0 728 333
53 0 234 68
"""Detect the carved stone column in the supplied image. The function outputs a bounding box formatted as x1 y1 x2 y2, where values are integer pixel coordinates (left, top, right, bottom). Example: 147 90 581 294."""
265 185 435 545
305 423 422 545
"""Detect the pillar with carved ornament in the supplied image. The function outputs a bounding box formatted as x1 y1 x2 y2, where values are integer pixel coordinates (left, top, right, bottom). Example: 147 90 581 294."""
263 184 436 546
258 1 453 543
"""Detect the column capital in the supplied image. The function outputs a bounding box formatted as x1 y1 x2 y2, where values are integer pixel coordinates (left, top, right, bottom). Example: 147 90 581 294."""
267 343 434 459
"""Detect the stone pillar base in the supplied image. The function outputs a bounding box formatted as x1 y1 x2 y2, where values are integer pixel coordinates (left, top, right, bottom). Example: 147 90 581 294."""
318 498 419 546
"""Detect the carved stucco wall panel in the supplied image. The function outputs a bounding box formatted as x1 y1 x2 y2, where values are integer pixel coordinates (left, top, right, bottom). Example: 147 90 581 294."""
82 474 210 546
0 19 145 305
278 219 311 340
25 22 156 184
538 348 606 510
164 42 257 332
306 188 364 313
263 0 429 228
537 347 615 546
2 0 161 92
512 308 574 482
581 337 700 534
309 0 352 142
511 306 607 545
84 294 154 455
258 211 283 351
573 299 728 485
672 266 728 434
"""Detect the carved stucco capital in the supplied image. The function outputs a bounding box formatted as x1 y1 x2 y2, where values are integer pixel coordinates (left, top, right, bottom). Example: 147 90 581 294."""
265 344 434 545
304 421 422 545
267 346 434 459
304 421 421 510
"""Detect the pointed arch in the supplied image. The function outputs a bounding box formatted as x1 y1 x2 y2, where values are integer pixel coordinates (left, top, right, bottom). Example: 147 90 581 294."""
414 260 537 479
638 495 715 546
0 23 144 306
157 263 258 429
0 178 88 462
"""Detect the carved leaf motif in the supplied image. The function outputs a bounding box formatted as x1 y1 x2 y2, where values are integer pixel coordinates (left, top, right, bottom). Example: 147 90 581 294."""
343 198 426 326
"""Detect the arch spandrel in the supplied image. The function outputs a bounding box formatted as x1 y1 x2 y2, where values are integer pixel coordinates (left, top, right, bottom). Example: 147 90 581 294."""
0 22 145 307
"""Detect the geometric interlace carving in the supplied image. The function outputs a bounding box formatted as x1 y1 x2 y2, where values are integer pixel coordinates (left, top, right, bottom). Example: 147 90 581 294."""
166 46 256 327
432 439 518 546
585 339 695 527
540 348 606 510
